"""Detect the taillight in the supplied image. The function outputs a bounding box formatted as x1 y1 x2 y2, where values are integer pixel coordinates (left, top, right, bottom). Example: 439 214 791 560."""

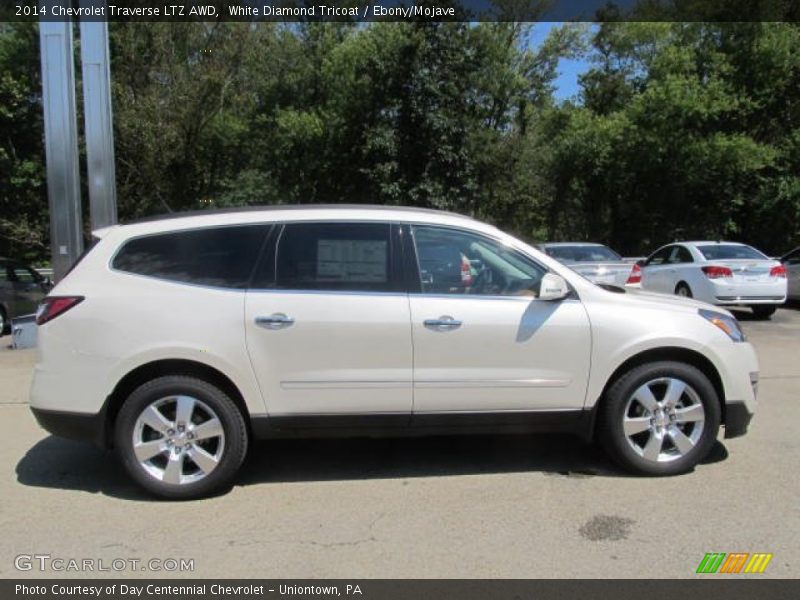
626 263 642 284
770 264 787 278
36 296 84 326
701 266 733 279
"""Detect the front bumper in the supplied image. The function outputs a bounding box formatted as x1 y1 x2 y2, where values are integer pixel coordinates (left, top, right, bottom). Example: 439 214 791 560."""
30 406 108 448
724 401 754 439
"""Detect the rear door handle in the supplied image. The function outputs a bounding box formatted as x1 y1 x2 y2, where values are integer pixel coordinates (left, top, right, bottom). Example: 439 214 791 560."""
424 316 462 330
255 313 295 329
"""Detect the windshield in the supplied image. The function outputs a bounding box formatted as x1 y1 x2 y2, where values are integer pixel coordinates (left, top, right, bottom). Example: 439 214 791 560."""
544 245 621 262
697 244 767 260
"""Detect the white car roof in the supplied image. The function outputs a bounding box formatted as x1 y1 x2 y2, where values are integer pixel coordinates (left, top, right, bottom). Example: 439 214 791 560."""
94 205 492 239
678 241 748 246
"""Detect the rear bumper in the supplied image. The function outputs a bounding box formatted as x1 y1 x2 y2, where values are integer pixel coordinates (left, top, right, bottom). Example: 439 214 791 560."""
724 401 754 439
30 406 107 448
714 296 785 305
710 279 786 304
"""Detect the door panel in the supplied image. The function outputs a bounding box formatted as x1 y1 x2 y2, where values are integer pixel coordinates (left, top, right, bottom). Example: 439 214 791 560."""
405 224 591 413
641 266 663 292
244 221 413 416
641 246 674 293
410 296 591 411
245 291 413 415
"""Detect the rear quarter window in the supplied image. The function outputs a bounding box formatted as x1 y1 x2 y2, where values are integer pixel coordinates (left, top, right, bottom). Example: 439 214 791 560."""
112 225 269 289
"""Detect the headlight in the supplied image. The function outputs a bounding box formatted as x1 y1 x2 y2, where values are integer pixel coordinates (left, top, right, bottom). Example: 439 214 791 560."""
699 309 746 342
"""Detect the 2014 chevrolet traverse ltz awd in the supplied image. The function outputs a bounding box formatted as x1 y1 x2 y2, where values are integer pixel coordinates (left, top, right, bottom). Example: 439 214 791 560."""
30 206 758 499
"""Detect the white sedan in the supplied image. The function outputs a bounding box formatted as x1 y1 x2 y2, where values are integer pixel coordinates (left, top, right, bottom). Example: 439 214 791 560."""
640 241 787 319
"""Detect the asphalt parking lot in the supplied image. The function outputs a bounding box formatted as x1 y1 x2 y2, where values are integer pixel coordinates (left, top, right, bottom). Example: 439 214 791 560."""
1 307 798 579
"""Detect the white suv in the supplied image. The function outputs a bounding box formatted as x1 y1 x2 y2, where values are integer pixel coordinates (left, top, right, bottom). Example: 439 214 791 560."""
30 206 758 499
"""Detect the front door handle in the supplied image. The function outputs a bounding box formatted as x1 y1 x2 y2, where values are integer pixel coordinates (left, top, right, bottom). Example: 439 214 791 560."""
255 313 295 329
424 316 462 331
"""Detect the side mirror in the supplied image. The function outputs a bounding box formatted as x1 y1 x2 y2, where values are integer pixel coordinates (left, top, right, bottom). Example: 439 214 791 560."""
539 273 570 301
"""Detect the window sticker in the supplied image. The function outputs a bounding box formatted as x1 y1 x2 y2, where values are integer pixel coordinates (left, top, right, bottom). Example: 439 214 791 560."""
317 239 387 282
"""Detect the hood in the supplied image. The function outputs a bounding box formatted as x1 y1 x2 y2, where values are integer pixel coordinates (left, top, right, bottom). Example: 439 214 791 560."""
622 288 733 316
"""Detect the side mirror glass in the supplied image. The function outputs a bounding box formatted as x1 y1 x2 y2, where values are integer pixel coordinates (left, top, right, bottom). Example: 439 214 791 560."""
539 273 570 301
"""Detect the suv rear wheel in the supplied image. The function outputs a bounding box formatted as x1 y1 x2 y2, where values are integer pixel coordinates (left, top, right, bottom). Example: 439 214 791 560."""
599 361 720 476
115 375 248 499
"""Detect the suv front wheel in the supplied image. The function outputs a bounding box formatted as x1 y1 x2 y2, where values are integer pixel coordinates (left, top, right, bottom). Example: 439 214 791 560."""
115 375 248 499
599 361 721 476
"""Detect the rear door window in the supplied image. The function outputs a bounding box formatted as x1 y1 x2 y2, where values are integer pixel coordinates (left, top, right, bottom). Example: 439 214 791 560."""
262 222 399 293
113 225 270 289
674 246 694 263
646 246 673 266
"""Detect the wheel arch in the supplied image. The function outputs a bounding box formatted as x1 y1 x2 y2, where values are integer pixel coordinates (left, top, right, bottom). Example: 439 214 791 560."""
104 359 251 448
596 346 727 430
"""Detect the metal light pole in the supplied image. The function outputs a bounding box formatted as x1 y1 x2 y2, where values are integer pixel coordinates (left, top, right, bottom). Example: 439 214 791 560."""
39 16 83 282
79 0 118 231
39 0 118 281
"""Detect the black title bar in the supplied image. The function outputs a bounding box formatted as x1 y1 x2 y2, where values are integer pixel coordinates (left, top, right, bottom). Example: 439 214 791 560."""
3 0 800 22
4 580 800 600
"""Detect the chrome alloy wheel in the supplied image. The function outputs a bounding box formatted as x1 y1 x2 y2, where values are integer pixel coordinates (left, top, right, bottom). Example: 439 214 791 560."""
622 377 705 463
132 395 225 485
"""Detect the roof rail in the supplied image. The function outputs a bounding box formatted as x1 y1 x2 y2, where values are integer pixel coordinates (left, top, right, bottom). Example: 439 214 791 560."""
124 204 474 225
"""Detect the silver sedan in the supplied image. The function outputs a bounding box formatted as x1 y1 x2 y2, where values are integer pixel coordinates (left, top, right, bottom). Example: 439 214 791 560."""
537 242 640 288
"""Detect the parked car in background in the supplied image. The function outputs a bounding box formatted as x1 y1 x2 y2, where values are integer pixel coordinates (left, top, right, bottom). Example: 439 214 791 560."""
537 242 641 288
781 247 800 301
0 258 52 335
640 241 787 319
30 206 758 499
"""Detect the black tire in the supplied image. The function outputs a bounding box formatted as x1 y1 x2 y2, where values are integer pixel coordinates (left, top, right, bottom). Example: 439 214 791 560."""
598 361 721 476
675 282 693 298
115 375 248 500
751 305 777 320
0 307 8 336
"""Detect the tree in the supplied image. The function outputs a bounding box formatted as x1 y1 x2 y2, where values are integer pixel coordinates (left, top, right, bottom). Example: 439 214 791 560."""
0 22 48 263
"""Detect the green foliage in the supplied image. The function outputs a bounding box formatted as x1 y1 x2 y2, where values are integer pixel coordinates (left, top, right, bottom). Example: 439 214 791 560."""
0 23 48 263
551 22 799 254
0 21 798 261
